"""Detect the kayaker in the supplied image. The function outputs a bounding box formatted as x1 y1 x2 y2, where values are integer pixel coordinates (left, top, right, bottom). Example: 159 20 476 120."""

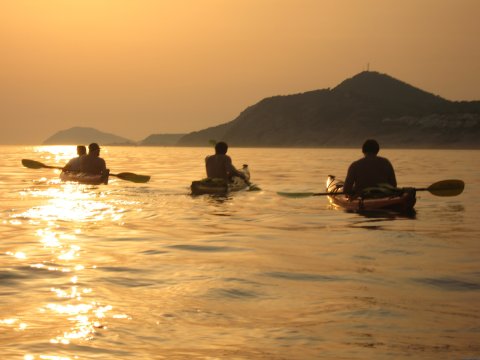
343 139 397 196
63 145 86 172
80 143 108 176
205 141 248 183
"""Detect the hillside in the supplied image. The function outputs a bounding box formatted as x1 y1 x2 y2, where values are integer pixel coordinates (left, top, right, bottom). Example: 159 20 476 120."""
177 71 480 148
139 133 186 146
43 127 134 145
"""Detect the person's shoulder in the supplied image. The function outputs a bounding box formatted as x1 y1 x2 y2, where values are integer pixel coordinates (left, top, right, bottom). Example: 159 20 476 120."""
350 157 365 166
213 154 231 160
377 156 392 163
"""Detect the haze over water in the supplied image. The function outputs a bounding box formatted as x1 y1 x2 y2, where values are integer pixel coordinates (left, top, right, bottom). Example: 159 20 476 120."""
1 145 479 359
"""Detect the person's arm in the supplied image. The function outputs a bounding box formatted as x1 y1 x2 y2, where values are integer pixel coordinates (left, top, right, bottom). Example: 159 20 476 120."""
63 158 74 171
343 163 355 195
225 156 248 181
100 158 107 174
386 160 397 187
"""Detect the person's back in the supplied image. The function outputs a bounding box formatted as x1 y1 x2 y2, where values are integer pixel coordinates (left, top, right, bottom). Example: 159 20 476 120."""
205 141 246 182
206 153 234 181
80 143 107 175
64 145 86 172
343 139 396 195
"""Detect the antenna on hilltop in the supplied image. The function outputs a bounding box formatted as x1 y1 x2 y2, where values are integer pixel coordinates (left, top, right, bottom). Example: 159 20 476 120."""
366 62 370 72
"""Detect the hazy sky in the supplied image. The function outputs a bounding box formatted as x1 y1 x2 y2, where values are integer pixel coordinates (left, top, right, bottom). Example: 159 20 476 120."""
1 0 479 144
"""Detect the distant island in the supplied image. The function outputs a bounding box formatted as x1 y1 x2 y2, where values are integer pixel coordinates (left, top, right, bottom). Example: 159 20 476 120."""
43 127 135 146
43 72 480 149
43 127 186 147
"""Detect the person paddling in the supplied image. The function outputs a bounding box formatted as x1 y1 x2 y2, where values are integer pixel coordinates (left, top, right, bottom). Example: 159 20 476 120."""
63 145 86 172
205 141 248 183
80 143 109 177
343 139 397 196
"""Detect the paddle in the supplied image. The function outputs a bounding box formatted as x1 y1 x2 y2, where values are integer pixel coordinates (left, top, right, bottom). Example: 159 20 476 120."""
277 179 465 198
21 159 150 183
248 183 262 191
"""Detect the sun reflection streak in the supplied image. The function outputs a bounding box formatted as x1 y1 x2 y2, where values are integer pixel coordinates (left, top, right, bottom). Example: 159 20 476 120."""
45 301 113 344
34 145 77 166
14 192 119 223
0 318 29 332
25 354 75 360
12 148 127 358
6 251 27 259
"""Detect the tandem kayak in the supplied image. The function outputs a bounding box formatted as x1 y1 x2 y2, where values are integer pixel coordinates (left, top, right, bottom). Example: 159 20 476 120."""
60 171 109 185
191 165 250 195
326 175 416 212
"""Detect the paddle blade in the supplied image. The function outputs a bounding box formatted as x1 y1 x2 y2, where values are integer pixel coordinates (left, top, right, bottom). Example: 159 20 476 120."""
277 191 315 198
248 184 262 191
22 159 46 169
112 172 151 183
427 179 465 197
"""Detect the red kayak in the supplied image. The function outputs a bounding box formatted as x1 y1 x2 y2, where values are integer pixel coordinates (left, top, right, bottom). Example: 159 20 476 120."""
326 175 416 212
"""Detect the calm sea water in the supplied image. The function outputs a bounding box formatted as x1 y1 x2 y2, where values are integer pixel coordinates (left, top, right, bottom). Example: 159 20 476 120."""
1 145 479 360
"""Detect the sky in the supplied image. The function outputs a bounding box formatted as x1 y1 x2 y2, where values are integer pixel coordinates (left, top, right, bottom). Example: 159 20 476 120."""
1 0 479 144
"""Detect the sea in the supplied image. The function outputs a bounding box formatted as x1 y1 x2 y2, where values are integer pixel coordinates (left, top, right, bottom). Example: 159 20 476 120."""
1 145 479 360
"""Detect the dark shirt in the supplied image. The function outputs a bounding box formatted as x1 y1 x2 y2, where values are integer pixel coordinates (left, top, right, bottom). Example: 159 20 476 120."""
205 154 243 181
80 154 107 175
63 155 84 172
343 155 397 195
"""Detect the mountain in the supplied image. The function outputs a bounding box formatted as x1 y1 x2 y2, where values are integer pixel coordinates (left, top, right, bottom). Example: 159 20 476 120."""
177 71 480 148
139 133 186 146
43 127 134 145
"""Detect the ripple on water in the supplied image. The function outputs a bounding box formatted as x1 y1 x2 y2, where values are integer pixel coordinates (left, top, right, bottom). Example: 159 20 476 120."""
206 287 261 299
0 265 69 286
263 271 345 282
102 276 158 288
98 266 147 273
140 249 169 255
23 342 134 358
413 277 480 291
167 244 246 252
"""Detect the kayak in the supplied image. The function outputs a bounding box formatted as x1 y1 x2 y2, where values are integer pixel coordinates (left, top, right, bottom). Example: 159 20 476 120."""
60 171 109 185
191 165 250 195
326 175 416 212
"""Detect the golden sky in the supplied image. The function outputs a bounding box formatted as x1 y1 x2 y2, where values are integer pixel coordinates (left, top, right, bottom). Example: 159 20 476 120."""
1 0 479 144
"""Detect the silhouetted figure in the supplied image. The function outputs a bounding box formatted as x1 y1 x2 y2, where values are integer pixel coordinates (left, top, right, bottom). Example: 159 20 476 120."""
63 145 86 172
205 141 247 182
343 139 397 196
80 143 108 176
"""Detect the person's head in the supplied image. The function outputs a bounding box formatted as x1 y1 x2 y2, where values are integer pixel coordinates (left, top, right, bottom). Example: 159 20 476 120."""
215 141 228 155
362 139 380 155
88 143 101 156
77 145 87 156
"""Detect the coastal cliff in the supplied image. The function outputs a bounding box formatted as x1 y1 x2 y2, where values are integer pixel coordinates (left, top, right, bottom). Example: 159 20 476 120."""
177 71 480 148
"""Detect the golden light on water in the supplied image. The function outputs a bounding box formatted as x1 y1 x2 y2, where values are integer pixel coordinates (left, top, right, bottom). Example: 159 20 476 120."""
17 186 118 223
45 301 112 344
24 355 75 360
6 149 125 360
32 146 110 167
33 146 78 166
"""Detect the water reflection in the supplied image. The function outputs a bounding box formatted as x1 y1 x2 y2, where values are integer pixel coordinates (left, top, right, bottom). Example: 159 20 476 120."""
7 173 125 359
2 146 478 359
